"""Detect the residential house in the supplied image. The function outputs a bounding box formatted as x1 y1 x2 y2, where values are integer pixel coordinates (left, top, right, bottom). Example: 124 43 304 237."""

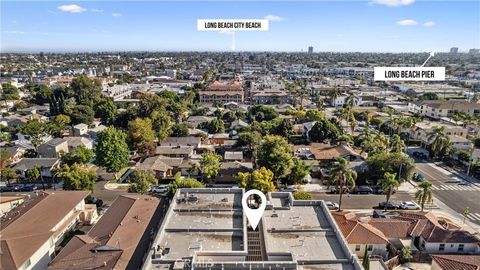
0 191 91 270
408 121 468 146
332 212 389 258
38 138 69 158
394 212 480 254
160 137 201 148
224 151 243 161
72 123 88 136
186 116 216 128
48 194 161 270
431 254 480 270
136 155 183 179
13 158 60 179
215 161 253 184
155 146 194 158
63 137 94 152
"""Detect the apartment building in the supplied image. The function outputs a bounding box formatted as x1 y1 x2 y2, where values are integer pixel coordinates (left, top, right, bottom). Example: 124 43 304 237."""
142 188 362 270
0 191 90 270
408 100 480 119
199 81 244 103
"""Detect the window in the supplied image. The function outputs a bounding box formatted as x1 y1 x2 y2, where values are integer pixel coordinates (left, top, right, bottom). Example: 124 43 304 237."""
355 245 361 251
22 259 31 270
458 244 464 251
368 245 373 251
439 244 445 251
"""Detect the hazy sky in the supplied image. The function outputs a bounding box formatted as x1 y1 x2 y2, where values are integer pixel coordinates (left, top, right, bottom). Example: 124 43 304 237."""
1 0 479 52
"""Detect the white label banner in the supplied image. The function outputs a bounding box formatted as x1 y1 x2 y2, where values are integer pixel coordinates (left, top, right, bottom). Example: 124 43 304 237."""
197 19 269 31
374 67 445 81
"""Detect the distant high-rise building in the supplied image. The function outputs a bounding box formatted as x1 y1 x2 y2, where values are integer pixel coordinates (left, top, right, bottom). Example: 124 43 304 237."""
450 47 459 53
308 46 314 54
469 49 480 54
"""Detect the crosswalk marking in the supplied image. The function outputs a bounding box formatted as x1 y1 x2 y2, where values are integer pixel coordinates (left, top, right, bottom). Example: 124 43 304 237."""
431 184 480 192
467 213 480 221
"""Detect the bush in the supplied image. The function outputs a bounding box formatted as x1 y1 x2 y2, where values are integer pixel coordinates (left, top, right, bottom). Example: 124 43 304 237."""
293 191 312 200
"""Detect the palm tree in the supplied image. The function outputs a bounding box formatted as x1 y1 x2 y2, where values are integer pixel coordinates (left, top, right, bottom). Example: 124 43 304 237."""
379 172 399 210
329 157 357 211
415 180 433 211
427 126 452 158
328 86 340 107
390 134 406 153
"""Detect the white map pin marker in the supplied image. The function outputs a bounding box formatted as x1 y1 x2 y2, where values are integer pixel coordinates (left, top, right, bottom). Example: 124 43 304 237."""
242 189 266 230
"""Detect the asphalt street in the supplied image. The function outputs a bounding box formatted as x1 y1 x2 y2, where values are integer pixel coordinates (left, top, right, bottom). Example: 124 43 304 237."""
415 162 480 225
311 191 413 210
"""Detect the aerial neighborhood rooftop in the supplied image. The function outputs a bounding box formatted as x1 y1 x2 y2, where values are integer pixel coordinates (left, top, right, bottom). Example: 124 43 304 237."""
1 49 480 270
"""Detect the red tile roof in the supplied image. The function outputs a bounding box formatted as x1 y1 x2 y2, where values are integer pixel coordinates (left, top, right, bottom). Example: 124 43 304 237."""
432 255 480 270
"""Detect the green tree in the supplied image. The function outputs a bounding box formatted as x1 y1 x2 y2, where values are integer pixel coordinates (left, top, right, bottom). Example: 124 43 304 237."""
187 162 200 177
32 85 54 104
0 167 19 184
379 172 400 210
456 150 472 164
329 157 357 211
362 245 370 270
168 174 205 196
257 135 294 183
199 151 222 181
305 109 324 122
70 74 102 106
199 119 225 134
236 167 275 193
171 123 189 137
308 118 341 143
273 119 294 139
26 166 44 189
20 119 48 155
400 247 413 264
128 170 157 194
128 118 156 151
57 164 96 191
237 131 262 167
415 180 433 211
286 159 312 185
293 191 312 200
419 92 439 100
96 127 130 172
367 152 414 182
1 83 20 100
248 105 279 122
427 126 452 158
151 111 173 141
94 98 117 125
67 104 95 125
61 146 94 165
390 134 406 153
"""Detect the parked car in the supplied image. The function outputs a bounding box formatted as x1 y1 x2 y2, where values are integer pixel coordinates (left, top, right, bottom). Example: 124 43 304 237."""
352 186 373 194
373 209 399 218
85 196 104 208
412 152 428 159
412 172 425 182
378 201 399 210
329 186 350 194
20 184 38 192
372 185 396 195
281 185 298 193
399 201 420 210
150 185 169 194
1 184 22 192
372 186 384 195
325 201 339 210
